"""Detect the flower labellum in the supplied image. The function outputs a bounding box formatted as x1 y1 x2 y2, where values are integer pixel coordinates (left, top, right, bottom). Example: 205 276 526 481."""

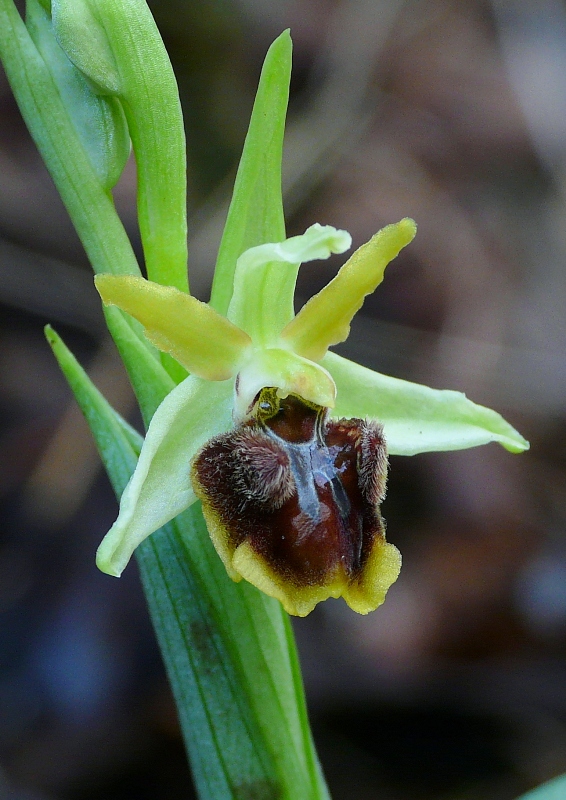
192 389 401 617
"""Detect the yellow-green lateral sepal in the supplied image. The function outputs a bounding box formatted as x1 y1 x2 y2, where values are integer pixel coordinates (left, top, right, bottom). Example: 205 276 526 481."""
96 376 234 577
281 219 416 361
95 275 252 380
324 352 529 455
235 347 336 418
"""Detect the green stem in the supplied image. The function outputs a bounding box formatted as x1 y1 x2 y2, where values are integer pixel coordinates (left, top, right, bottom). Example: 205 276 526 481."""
3 7 331 796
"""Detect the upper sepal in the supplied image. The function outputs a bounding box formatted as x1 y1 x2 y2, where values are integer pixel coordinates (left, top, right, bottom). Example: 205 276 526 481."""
228 223 351 344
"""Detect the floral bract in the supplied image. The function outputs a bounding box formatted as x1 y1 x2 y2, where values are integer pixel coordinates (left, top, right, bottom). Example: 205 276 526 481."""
95 218 528 616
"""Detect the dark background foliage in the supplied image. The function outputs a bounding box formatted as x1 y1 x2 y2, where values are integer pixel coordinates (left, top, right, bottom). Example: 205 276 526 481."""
1 1 565 798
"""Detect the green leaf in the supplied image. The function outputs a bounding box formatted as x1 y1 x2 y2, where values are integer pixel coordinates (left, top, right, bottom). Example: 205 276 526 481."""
140 510 329 800
324 351 529 455
136 516 281 799
102 306 176 427
210 30 291 315
46 326 329 799
53 0 188 292
227 223 350 344
45 325 142 486
515 775 566 800
44 327 277 797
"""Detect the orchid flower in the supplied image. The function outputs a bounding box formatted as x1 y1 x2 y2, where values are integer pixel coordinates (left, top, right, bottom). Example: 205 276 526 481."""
0 0 527 621
0 2 534 795
94 218 528 617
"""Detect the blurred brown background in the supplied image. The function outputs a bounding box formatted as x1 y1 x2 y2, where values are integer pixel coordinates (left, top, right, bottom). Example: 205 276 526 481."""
1 1 565 798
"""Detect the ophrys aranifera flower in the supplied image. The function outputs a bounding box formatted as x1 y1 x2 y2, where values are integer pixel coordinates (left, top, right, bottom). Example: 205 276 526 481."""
94 218 528 616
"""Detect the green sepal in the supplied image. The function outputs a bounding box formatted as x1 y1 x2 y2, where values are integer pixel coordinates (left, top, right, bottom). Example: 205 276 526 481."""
26 0 130 190
210 30 291 314
53 0 188 292
324 352 529 455
515 775 566 800
228 223 351 344
96 375 234 577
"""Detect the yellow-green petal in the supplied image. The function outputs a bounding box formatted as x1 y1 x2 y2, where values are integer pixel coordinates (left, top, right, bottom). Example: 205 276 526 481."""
95 275 252 380
281 219 416 361
235 347 336 419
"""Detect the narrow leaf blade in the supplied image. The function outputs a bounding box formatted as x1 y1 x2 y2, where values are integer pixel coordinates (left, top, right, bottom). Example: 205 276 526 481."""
45 326 280 798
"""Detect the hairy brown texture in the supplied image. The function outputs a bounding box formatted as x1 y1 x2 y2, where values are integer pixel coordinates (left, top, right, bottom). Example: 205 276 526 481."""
192 391 388 590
